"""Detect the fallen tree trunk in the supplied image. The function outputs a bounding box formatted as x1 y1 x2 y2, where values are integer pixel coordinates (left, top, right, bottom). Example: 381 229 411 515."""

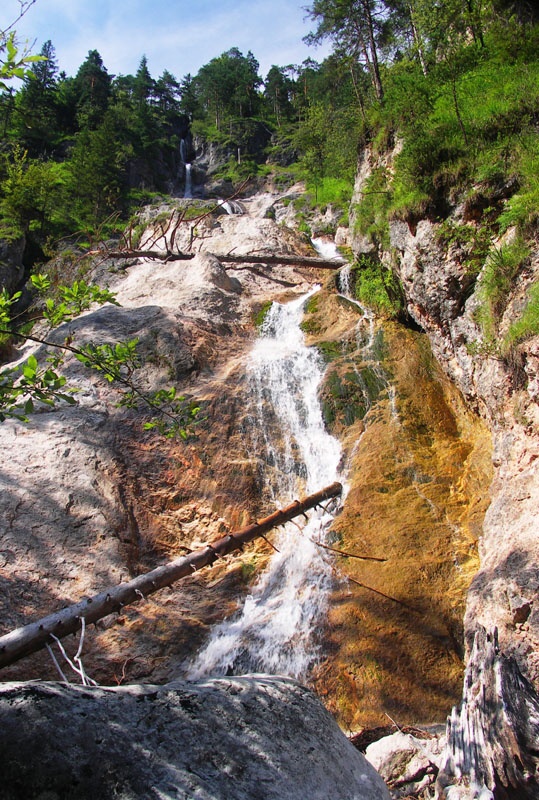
94 248 345 270
98 249 195 262
436 626 539 799
0 481 342 670
215 252 346 270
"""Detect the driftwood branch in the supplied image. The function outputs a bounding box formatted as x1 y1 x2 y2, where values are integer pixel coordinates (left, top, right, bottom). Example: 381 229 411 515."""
97 249 345 270
215 252 346 270
0 481 342 670
103 249 195 262
436 626 539 798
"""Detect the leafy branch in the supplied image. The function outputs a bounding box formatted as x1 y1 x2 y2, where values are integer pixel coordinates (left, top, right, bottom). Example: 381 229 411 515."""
0 276 202 437
0 2 44 90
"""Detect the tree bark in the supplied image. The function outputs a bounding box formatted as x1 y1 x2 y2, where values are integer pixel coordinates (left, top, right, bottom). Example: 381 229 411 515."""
99 249 345 270
0 482 342 670
215 253 346 270
102 249 195 262
436 627 539 798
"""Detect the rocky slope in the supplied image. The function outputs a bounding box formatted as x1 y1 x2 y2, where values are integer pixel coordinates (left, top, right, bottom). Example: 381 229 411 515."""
0 174 512 800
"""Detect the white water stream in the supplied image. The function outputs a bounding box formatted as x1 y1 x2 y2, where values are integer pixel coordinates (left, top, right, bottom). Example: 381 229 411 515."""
188 287 343 680
184 164 192 199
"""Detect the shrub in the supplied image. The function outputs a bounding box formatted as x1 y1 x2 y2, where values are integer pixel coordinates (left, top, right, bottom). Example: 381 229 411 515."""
505 281 539 350
474 237 530 340
353 256 404 318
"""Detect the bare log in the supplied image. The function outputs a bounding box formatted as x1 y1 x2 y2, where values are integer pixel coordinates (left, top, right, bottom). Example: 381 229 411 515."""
0 482 342 670
95 248 345 270
99 249 195 262
215 252 346 270
436 626 539 799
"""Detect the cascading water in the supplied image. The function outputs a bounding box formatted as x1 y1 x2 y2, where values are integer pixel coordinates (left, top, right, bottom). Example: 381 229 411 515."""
188 287 343 680
184 164 192 199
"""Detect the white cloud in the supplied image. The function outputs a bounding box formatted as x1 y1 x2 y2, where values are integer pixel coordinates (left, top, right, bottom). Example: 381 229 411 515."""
2 0 330 81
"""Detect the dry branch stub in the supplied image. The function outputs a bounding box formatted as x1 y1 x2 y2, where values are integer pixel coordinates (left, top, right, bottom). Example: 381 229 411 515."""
0 482 342 670
436 626 539 799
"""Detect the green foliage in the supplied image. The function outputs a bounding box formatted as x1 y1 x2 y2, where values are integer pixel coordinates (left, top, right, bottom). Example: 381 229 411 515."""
0 146 64 240
306 177 353 213
74 339 140 382
0 277 201 438
353 256 403 318
474 238 530 340
434 219 494 276
192 48 262 130
505 281 539 349
497 132 539 233
353 168 391 248
0 353 76 422
0 30 45 90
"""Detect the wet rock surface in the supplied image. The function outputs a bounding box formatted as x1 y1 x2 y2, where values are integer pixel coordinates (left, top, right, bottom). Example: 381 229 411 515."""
351 144 539 699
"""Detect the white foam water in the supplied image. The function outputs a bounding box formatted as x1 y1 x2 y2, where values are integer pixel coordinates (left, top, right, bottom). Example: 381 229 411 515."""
188 288 342 680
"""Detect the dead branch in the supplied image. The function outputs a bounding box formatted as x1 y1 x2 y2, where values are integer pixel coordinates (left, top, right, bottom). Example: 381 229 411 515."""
215 252 346 270
102 249 195 262
313 541 387 562
0 481 342 670
347 576 420 612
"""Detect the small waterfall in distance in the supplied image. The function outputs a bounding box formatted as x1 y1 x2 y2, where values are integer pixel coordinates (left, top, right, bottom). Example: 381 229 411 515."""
188 288 343 680
184 164 192 199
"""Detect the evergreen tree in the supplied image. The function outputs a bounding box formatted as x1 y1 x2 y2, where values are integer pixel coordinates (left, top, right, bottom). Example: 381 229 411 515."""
179 73 199 119
194 48 262 129
155 70 181 113
14 40 59 155
133 55 155 106
73 50 111 130
305 0 386 101
263 66 295 126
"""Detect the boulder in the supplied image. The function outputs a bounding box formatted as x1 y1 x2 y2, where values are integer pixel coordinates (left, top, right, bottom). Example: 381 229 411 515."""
0 675 391 800
365 730 445 798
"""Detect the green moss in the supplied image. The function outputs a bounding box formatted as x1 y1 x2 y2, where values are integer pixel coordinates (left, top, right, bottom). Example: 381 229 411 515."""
316 340 343 362
253 301 273 329
321 363 389 429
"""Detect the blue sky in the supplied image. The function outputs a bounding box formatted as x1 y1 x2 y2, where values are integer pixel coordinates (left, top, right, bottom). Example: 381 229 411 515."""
3 0 330 82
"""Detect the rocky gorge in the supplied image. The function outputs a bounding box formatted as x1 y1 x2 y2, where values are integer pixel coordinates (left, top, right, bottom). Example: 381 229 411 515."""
0 156 538 798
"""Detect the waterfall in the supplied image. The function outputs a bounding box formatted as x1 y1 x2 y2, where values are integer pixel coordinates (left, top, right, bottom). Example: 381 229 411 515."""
188 288 342 680
311 236 343 262
184 164 192 199
222 200 244 215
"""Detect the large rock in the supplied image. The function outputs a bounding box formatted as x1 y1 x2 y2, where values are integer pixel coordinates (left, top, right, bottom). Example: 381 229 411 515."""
0 675 390 800
365 730 445 799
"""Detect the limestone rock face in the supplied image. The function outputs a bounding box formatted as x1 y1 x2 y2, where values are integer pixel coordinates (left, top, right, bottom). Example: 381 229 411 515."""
0 676 391 800
388 214 539 679
349 144 539 688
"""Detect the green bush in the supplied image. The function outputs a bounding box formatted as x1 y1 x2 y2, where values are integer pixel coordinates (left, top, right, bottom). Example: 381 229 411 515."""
353 256 403 318
474 237 530 340
353 168 391 248
505 281 539 350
